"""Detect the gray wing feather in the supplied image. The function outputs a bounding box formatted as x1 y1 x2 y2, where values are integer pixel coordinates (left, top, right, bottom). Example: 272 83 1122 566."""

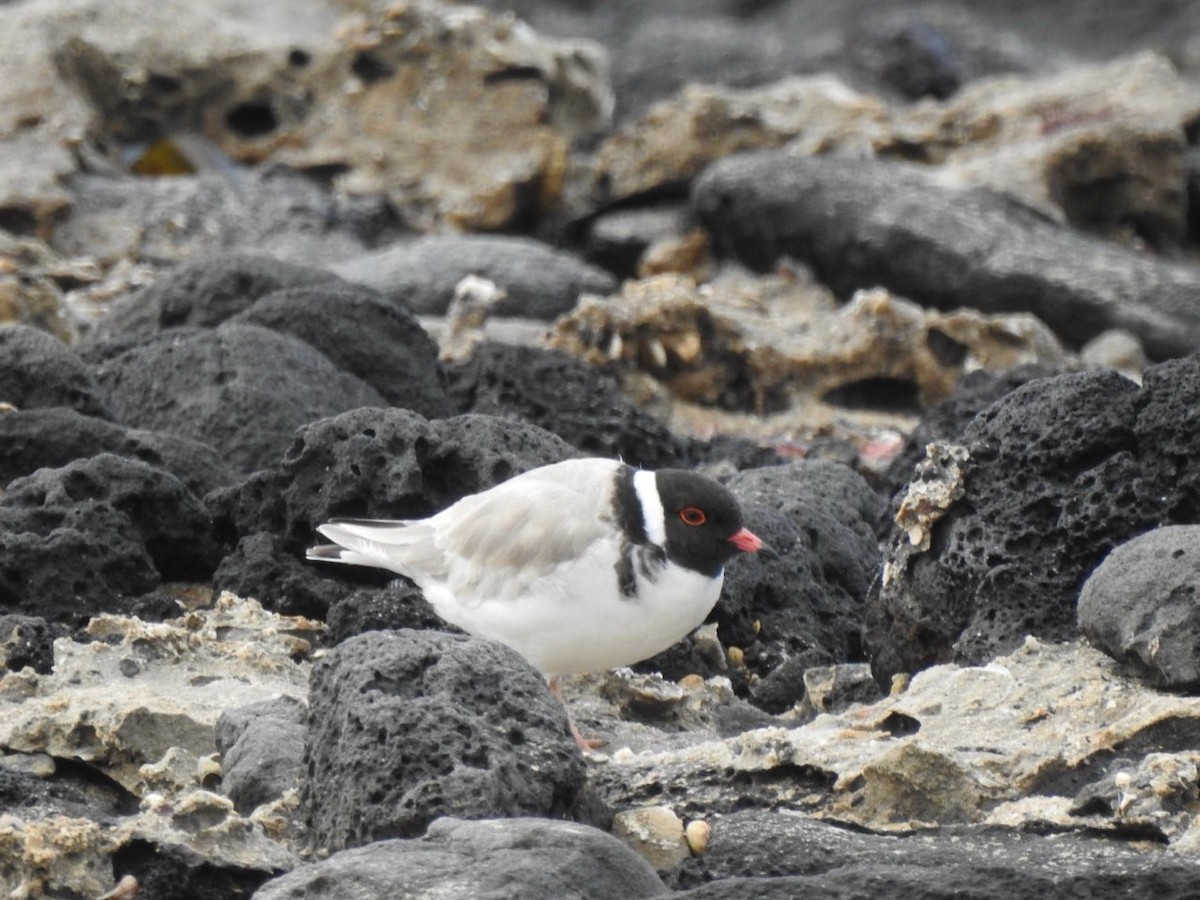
307 458 624 602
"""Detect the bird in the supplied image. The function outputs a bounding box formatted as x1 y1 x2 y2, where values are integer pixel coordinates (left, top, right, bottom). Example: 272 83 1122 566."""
306 457 777 750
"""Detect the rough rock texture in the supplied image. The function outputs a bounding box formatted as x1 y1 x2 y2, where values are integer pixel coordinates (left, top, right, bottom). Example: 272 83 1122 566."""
714 462 881 712
0 593 317 792
665 810 1200 894
55 172 393 270
694 151 1200 360
0 407 235 497
588 639 1200 842
550 275 1069 417
255 817 666 900
215 695 308 815
324 582 449 647
209 410 577 614
0 325 110 417
211 531 359 619
232 284 454 419
594 75 890 204
468 0 1072 120
891 52 1200 250
88 254 345 340
92 323 385 475
446 342 692 468
879 364 1062 514
211 408 576 550
331 235 617 319
674 856 1200 898
1078 525 1200 690
867 355 1200 683
111 839 275 900
0 615 56 675
0 454 217 624
0 596 312 898
304 630 587 850
0 237 88 343
271 1 611 231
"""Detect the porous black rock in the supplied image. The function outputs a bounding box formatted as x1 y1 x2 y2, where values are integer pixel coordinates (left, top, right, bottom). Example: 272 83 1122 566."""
111 839 272 900
211 532 356 619
446 342 692 468
209 409 577 552
304 630 587 849
693 151 1200 359
868 354 1200 685
231 284 454 419
1078 525 1200 690
87 253 344 339
879 364 1062 521
0 615 56 675
0 325 110 417
0 407 235 497
215 696 308 815
91 323 385 475
641 461 882 713
667 811 1200 898
330 235 617 319
325 581 449 646
0 454 217 625
255 817 665 900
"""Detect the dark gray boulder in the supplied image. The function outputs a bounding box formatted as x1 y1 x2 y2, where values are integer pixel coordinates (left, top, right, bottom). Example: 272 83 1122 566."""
85 253 345 341
446 342 692 468
0 325 110 417
232 284 454 419
304 630 587 849
208 410 577 616
215 696 308 815
0 407 235 497
693 151 1200 359
0 454 216 624
666 811 1200 898
868 353 1200 685
1078 525 1200 690
209 409 577 549
638 460 882 713
254 817 665 900
92 323 385 475
330 235 617 319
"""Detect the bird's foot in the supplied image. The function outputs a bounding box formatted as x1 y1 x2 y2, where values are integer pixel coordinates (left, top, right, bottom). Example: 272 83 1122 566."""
569 719 606 752
549 675 606 753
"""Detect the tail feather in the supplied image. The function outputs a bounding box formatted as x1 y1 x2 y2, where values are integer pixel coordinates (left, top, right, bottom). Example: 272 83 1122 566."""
306 519 443 579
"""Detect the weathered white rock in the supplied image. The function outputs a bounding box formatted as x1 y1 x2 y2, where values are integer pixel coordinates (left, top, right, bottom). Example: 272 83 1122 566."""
588 640 1200 839
0 593 319 793
895 52 1200 246
595 75 889 203
611 805 690 870
550 275 1069 420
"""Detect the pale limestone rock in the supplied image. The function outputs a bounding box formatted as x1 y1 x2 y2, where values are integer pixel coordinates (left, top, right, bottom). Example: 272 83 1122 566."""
277 0 611 230
596 75 889 202
0 593 320 794
0 813 114 900
589 640 1200 839
611 806 690 870
0 596 312 891
895 52 1200 246
550 275 1068 423
121 788 297 871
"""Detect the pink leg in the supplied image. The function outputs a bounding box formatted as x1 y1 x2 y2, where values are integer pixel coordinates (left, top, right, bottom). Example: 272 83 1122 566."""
548 676 605 752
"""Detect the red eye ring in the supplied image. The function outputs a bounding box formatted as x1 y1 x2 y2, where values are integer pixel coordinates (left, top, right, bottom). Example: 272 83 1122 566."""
679 506 706 526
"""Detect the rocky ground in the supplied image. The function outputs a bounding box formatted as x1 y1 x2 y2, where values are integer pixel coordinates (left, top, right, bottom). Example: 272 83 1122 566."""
4 0 1200 897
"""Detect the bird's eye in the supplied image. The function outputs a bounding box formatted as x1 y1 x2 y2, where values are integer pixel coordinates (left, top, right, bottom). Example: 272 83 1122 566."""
679 506 707 526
